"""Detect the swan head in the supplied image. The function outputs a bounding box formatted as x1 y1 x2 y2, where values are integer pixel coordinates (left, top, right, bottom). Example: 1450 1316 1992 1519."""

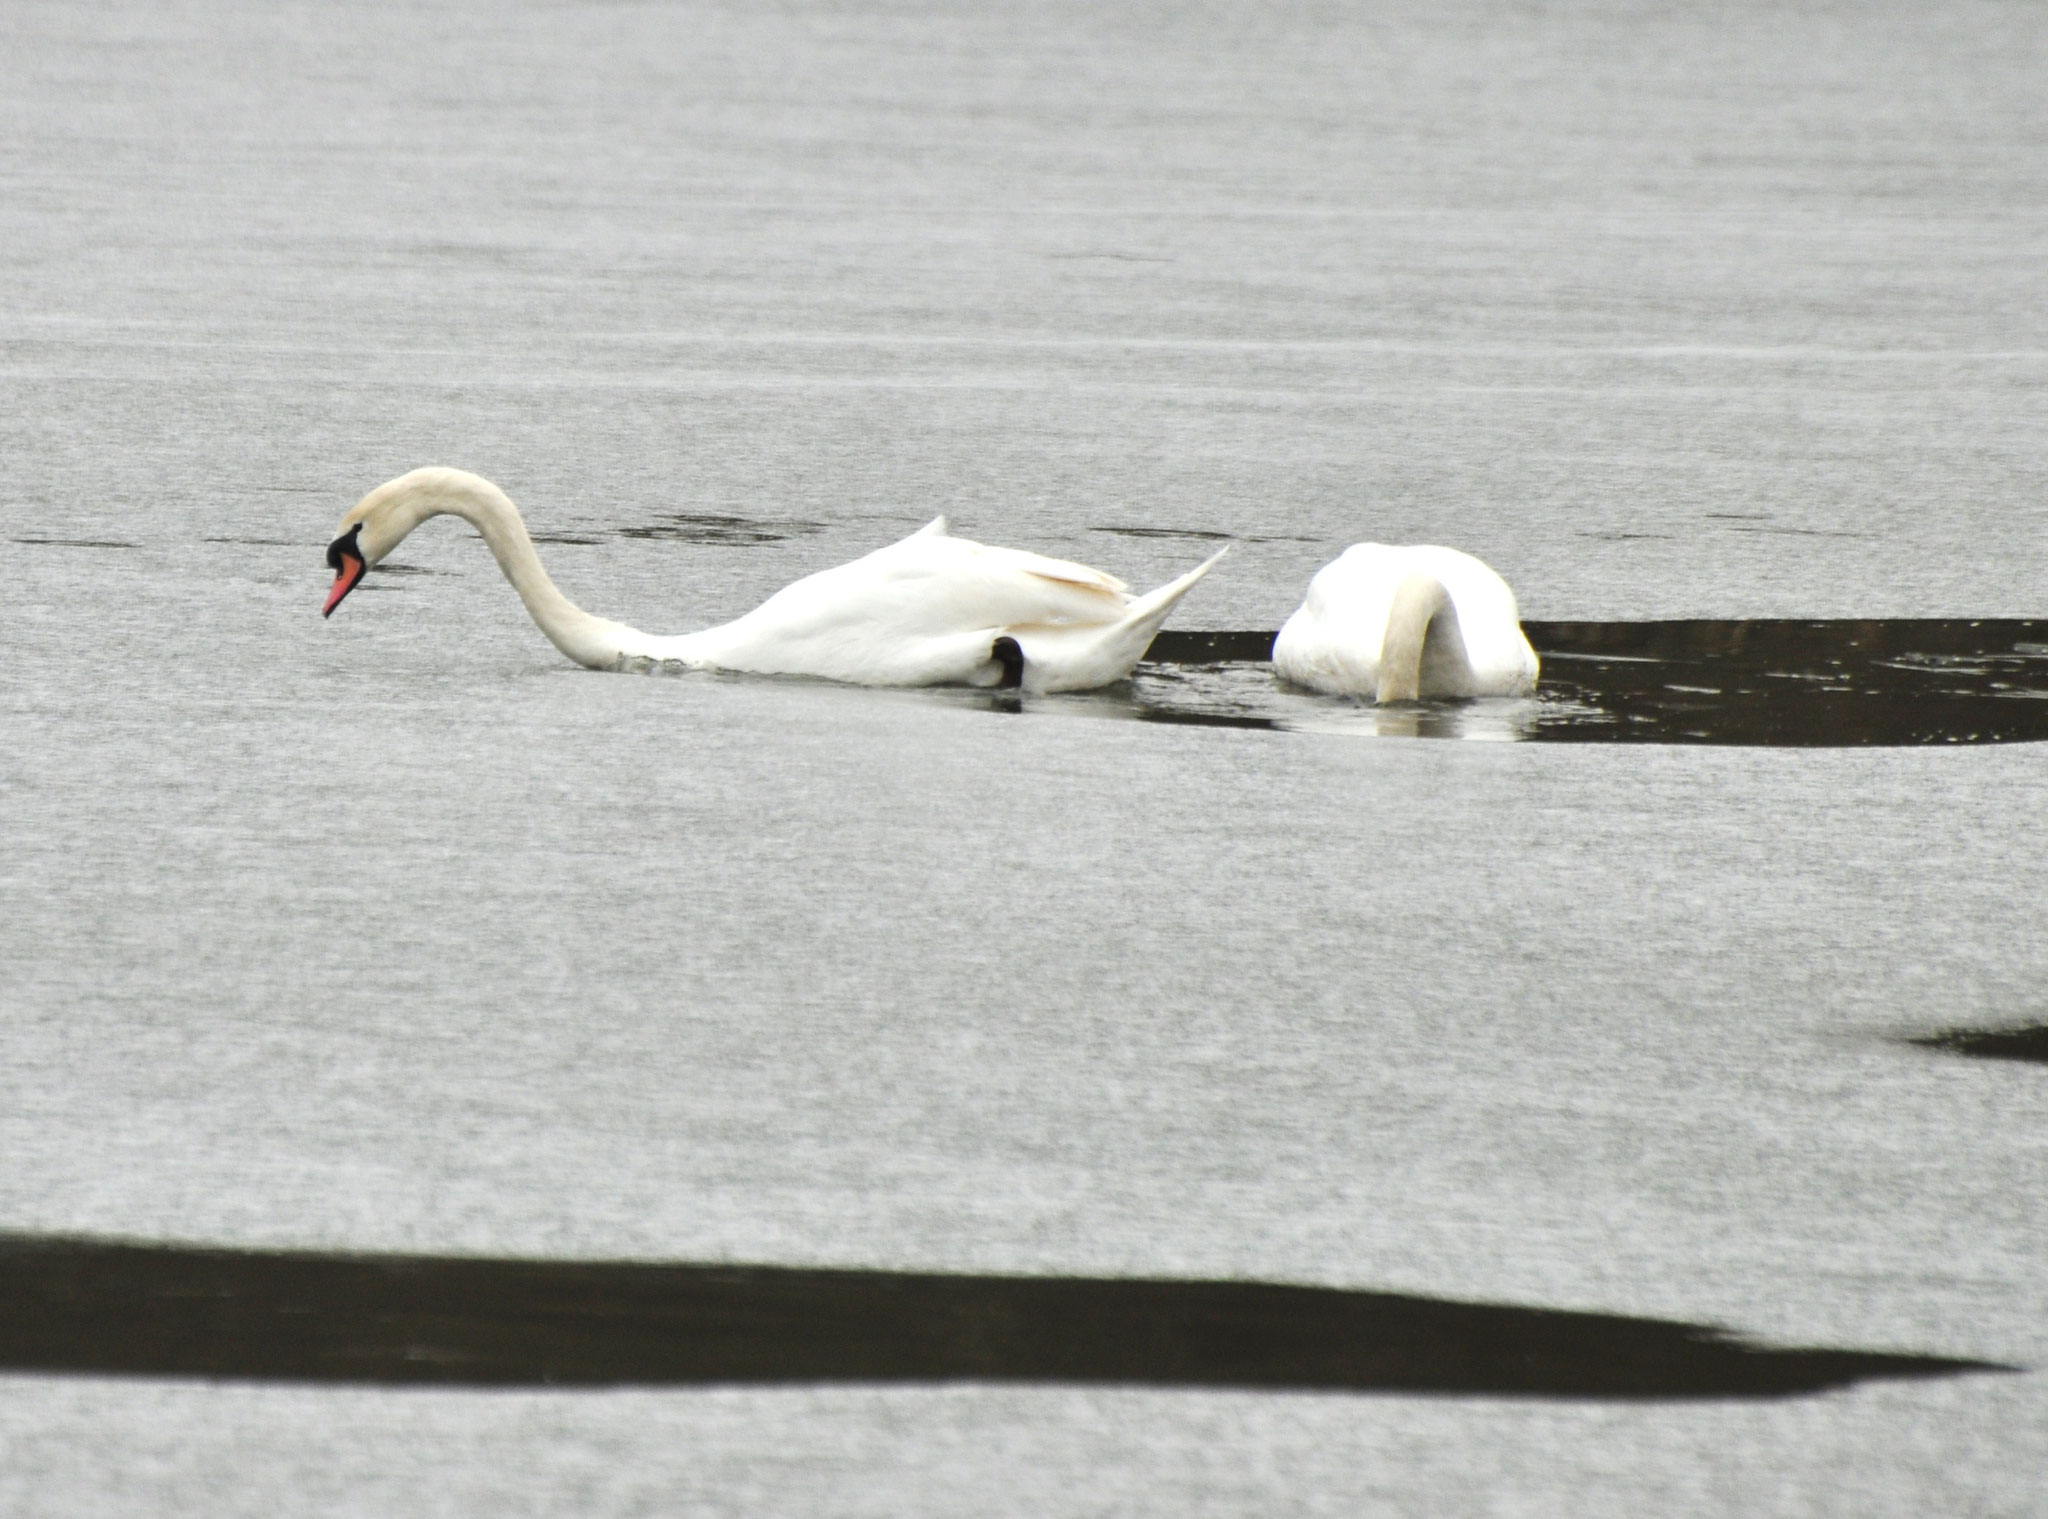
322 467 494 617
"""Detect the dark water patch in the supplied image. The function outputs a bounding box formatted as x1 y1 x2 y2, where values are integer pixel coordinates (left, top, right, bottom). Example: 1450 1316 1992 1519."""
1908 1026 2048 1065
203 536 307 547
1092 525 1236 542
1718 525 1871 539
530 532 605 546
11 537 137 549
0 1236 2004 1399
1047 251 1175 263
1150 630 1277 663
1137 621 2048 746
1526 620 2048 745
1704 513 1868 538
398 239 526 264
1130 706 1278 732
1091 527 1320 545
366 562 450 577
618 513 827 546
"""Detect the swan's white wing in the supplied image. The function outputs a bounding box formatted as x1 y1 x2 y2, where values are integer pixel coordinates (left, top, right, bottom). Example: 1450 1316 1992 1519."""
901 534 1131 602
776 533 1127 624
661 525 1142 685
890 518 1127 599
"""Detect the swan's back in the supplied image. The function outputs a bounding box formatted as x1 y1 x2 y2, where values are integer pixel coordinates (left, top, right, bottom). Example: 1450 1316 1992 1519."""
733 526 1132 636
1275 543 1537 698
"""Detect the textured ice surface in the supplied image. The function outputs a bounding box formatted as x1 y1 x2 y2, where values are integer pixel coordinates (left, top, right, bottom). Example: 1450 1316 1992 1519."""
2 0 2046 1513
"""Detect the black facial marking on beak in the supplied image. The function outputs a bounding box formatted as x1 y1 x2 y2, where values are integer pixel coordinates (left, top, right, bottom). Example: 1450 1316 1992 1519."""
323 522 366 618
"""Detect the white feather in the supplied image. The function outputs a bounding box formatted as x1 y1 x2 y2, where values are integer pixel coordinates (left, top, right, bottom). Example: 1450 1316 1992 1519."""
1273 544 1538 701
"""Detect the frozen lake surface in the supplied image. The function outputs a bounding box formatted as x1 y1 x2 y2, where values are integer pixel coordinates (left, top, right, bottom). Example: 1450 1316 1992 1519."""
2 1 2046 1513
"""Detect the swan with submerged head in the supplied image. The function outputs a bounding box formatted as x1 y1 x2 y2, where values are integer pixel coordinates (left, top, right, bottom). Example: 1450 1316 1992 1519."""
1273 544 1539 702
323 468 1224 693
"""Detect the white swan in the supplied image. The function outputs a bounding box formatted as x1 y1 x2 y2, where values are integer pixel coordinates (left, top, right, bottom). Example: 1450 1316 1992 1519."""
1272 544 1539 702
322 468 1225 693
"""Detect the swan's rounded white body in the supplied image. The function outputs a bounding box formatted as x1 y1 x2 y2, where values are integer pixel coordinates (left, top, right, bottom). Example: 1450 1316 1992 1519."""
329 468 1222 694
1272 544 1538 701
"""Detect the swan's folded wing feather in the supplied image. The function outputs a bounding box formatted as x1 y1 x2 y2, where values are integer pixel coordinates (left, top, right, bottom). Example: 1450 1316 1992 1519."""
877 522 1127 588
704 531 1133 665
867 534 1131 620
1012 553 1129 599
1023 566 1125 599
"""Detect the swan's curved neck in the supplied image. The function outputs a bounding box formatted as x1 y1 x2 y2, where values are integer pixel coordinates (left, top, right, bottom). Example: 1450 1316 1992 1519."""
1378 572 1453 704
405 478 639 669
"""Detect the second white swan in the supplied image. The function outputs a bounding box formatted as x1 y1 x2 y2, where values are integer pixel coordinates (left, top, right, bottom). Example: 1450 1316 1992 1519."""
322 468 1225 693
1272 543 1539 702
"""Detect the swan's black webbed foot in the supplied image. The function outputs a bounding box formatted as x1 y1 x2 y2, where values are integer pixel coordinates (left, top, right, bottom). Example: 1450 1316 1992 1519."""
989 635 1025 712
991 636 1025 690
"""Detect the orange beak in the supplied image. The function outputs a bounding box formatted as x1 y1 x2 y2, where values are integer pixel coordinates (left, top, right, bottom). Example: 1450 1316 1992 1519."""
323 524 366 617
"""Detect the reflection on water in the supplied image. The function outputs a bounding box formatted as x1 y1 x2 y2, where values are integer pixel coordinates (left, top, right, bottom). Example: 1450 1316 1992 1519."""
1110 622 2048 746
610 620 2048 745
0 1236 2006 1400
1055 663 1547 743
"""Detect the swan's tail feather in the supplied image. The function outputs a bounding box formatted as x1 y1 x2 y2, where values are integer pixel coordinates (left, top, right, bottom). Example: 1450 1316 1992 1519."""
1123 544 1229 632
1016 545 1228 693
